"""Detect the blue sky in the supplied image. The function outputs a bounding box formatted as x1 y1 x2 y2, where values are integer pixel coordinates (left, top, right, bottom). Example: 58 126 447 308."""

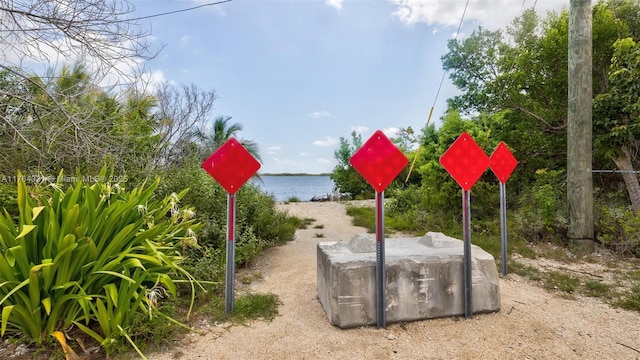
130 0 567 174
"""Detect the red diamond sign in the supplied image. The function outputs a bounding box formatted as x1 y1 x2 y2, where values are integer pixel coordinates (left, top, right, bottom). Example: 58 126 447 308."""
439 131 490 191
201 138 260 194
489 141 518 184
350 130 409 193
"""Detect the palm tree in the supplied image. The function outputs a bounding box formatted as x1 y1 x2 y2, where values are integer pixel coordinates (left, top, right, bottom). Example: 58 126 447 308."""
195 115 262 162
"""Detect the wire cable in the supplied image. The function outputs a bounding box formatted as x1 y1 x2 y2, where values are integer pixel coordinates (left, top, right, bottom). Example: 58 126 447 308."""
405 0 538 183
132 0 233 21
405 0 470 182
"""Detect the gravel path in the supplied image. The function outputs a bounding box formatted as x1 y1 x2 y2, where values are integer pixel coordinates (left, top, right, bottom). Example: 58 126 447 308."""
149 201 640 360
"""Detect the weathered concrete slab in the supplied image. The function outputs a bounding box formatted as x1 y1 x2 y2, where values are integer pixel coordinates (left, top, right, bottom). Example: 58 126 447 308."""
317 232 500 328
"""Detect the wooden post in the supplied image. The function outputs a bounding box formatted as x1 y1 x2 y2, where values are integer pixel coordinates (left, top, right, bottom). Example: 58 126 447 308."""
567 0 594 255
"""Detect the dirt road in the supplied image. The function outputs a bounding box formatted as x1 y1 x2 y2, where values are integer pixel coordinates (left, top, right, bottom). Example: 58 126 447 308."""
149 201 640 360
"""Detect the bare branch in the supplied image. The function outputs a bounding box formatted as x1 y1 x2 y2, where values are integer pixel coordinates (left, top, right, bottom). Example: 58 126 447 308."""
512 105 568 131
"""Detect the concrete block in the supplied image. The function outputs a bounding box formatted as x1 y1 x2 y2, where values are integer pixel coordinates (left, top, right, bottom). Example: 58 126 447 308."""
317 232 500 328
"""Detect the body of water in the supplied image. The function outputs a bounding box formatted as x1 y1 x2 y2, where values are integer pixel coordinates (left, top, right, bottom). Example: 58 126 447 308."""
253 175 335 202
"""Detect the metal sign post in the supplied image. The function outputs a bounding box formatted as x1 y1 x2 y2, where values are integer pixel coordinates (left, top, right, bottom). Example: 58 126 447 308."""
202 138 260 314
375 190 386 327
350 130 408 329
489 142 518 276
225 193 237 313
499 183 508 275
462 190 472 318
439 131 490 319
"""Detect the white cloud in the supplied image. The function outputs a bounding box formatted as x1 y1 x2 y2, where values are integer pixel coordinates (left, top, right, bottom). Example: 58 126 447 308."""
382 127 400 139
308 110 332 119
351 125 369 133
389 0 568 30
326 0 343 10
313 136 339 147
316 158 333 165
267 146 282 155
390 0 465 27
139 69 167 89
300 152 310 156
6 27 166 95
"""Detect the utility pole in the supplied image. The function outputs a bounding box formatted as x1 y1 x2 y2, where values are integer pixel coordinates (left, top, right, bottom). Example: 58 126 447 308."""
567 0 594 255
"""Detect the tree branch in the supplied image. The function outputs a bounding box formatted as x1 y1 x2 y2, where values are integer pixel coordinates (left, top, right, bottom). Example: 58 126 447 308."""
512 105 567 131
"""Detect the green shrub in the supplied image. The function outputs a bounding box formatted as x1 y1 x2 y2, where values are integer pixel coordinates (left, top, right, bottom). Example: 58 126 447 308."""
235 226 267 267
513 169 567 242
0 169 202 356
0 182 18 218
283 216 311 230
155 162 297 287
596 206 640 256
346 206 376 232
237 184 296 246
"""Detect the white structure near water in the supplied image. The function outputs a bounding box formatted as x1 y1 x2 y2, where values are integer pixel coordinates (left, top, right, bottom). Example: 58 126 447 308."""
317 232 501 328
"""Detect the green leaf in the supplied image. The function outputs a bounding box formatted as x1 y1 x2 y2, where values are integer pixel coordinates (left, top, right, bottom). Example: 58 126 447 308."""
42 297 51 315
0 278 29 307
93 270 136 283
28 267 41 310
72 321 105 345
16 225 36 239
60 205 79 237
16 171 32 226
31 206 45 222
104 283 118 307
1 305 13 336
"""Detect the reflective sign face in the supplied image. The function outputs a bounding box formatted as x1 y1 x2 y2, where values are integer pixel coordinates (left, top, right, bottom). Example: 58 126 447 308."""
439 131 490 191
201 138 261 194
489 141 518 184
349 130 409 193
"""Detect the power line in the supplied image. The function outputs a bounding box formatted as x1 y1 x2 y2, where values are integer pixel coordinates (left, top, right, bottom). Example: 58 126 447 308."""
405 0 470 182
132 0 233 21
592 170 640 174
430 0 469 110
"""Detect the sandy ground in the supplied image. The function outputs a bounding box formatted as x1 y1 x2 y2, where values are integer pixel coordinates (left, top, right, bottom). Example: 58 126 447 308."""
148 201 640 360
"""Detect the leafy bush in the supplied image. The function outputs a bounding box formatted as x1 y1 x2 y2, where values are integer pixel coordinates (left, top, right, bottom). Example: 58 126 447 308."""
330 131 373 199
386 185 431 234
235 226 267 267
596 206 640 256
0 182 18 218
156 162 297 284
346 206 376 232
0 169 202 356
513 169 567 242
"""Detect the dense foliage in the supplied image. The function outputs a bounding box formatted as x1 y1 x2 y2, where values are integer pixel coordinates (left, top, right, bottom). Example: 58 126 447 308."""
333 0 640 256
155 161 297 288
0 62 299 356
0 169 201 356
